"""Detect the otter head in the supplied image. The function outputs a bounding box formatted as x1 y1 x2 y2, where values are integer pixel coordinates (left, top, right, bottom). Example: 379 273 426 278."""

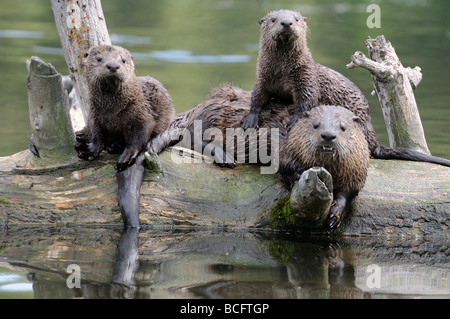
83 45 135 84
306 105 362 157
259 9 308 45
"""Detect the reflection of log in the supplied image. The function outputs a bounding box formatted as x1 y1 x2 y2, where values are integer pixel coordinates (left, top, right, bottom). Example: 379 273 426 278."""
50 0 111 121
0 227 448 298
347 35 429 154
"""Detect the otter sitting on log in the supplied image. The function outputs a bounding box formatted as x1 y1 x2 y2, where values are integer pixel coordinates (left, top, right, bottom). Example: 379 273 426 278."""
279 105 370 228
75 44 175 227
240 9 450 168
76 45 174 170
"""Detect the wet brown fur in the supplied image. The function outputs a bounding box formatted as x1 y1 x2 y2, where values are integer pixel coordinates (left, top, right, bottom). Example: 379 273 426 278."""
150 84 369 227
241 9 379 153
280 105 369 194
76 44 174 171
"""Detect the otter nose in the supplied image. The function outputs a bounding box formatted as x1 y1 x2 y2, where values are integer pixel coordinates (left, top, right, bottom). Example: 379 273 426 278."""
281 21 293 27
106 62 120 72
321 132 336 142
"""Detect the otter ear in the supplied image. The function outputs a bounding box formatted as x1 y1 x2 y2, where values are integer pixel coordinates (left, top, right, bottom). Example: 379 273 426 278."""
259 18 265 25
130 55 134 61
83 52 89 58
352 116 361 123
303 17 309 23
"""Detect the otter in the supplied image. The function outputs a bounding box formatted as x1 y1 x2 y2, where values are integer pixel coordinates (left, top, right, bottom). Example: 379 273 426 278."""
240 9 450 167
150 85 369 227
278 105 370 228
76 45 174 170
241 10 377 148
76 44 175 227
149 83 450 228
149 83 290 167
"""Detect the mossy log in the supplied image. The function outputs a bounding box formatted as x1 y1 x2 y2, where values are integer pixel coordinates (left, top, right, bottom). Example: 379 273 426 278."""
1 147 449 238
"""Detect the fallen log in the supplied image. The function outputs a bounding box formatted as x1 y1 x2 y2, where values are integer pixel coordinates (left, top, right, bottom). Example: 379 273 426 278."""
1 146 449 238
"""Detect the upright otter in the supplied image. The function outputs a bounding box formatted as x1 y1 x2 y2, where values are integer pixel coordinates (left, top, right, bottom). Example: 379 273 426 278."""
241 10 376 147
240 9 450 167
76 44 175 227
76 45 174 170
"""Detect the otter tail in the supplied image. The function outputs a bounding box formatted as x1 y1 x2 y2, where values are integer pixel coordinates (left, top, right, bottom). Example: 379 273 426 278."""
372 144 450 167
117 152 145 228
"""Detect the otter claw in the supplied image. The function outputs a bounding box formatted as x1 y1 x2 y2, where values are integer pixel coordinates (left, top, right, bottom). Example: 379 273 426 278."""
117 147 141 171
241 113 259 130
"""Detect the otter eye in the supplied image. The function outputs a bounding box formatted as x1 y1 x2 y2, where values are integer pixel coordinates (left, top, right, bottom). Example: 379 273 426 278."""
340 123 346 131
96 57 102 63
121 58 126 64
313 123 320 129
271 18 276 23
295 17 299 22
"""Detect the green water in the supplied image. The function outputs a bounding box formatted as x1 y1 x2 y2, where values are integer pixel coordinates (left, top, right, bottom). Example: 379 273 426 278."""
0 0 449 158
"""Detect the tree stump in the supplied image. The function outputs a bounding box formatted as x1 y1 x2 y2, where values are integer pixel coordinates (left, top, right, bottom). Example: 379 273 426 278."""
347 35 430 154
27 56 77 164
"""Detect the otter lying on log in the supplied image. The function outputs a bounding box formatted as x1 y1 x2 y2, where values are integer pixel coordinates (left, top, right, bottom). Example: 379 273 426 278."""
75 45 175 227
150 81 450 228
149 84 370 228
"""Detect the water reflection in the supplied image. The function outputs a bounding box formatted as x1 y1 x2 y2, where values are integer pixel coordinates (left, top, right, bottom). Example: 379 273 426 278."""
0 226 448 299
134 49 251 64
0 30 45 39
31 46 251 64
110 227 139 298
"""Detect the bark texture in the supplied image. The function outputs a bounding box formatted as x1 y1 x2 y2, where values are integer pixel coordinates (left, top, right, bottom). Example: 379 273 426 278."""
347 35 430 154
50 0 111 121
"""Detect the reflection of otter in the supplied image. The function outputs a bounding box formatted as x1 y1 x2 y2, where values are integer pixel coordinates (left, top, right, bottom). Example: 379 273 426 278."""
279 105 370 228
76 45 174 228
110 227 140 298
76 45 174 171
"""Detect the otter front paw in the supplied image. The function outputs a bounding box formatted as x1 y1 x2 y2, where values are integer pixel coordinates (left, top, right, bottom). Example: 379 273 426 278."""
117 147 141 171
75 133 100 161
326 201 346 229
241 113 259 130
